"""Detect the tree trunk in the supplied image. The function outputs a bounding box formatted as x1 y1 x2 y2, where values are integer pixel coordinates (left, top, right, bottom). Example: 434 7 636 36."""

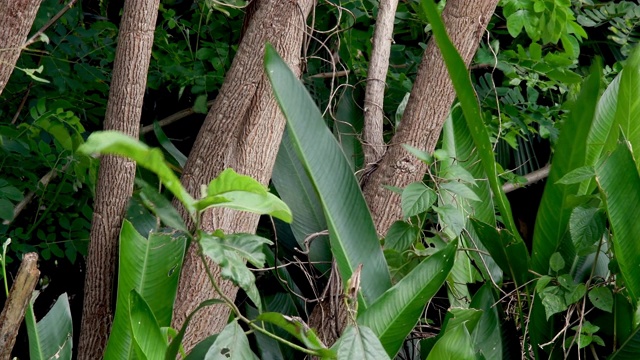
0 0 42 96
362 0 399 166
362 0 499 236
309 0 499 346
77 0 160 358
172 0 316 351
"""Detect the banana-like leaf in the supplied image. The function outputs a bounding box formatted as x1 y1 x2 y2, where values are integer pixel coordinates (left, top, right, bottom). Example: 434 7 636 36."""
129 290 167 359
104 220 187 359
581 73 620 194
441 106 502 285
610 324 640 360
357 240 457 357
531 63 602 274
25 293 73 360
469 284 504 360
606 46 640 169
425 323 475 360
596 140 640 303
421 0 520 239
265 44 391 307
272 131 331 273
336 325 391 360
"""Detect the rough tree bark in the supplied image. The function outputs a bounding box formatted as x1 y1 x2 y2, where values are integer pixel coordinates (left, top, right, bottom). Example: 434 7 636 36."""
171 0 316 350
362 0 499 236
362 0 399 166
309 0 500 346
77 0 160 358
0 0 43 96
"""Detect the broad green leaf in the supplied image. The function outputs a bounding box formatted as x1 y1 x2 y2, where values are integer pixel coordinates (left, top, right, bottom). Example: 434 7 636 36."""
588 287 613 313
442 308 482 334
165 299 224 360
426 324 475 360
609 45 640 170
129 290 167 359
333 87 364 170
556 166 595 185
200 231 272 311
421 0 521 241
195 168 292 223
336 325 390 360
104 221 186 360
153 121 187 167
25 293 72 360
401 182 437 218
272 131 331 273
358 240 457 357
582 72 621 194
384 221 420 252
402 144 433 165
136 178 188 233
531 62 602 274
439 182 481 202
204 320 258 360
265 44 391 307
78 131 196 214
569 206 606 255
470 285 504 360
434 205 465 239
471 219 530 287
255 312 333 357
595 141 640 302
610 324 640 360
549 253 565 272
441 106 501 284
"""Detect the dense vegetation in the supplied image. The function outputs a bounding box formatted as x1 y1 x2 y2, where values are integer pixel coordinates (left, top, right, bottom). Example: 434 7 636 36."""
1 0 640 358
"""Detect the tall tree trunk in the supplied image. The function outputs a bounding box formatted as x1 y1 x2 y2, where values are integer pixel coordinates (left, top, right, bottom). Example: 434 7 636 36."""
172 0 315 351
77 0 160 358
362 0 498 236
362 0 399 166
309 0 499 346
0 0 42 96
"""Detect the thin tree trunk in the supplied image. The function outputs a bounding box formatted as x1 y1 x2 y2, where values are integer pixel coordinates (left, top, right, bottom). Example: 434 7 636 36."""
362 0 399 166
362 0 499 236
0 253 39 358
309 0 499 346
77 0 160 358
0 0 43 96
172 0 315 351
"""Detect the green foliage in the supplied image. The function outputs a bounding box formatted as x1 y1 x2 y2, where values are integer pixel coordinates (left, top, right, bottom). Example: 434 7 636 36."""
265 43 392 308
25 293 73 360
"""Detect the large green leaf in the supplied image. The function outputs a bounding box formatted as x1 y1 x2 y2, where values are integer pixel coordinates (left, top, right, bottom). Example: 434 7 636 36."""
272 131 331 273
425 324 475 360
78 131 196 214
265 44 391 307
581 73 620 194
610 324 640 360
471 219 529 288
595 140 640 303
336 325 391 360
25 293 73 360
607 45 640 169
531 62 602 274
357 240 457 357
421 0 520 239
200 231 272 311
469 284 504 360
204 320 259 360
104 220 187 359
129 290 167 359
441 106 503 287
